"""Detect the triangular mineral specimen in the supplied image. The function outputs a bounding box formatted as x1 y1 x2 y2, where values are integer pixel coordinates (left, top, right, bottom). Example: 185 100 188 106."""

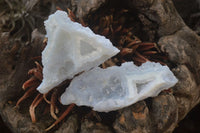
37 11 119 93
60 62 178 112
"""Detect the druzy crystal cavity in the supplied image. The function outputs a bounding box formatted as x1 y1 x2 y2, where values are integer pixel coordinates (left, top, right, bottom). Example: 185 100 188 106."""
61 62 178 112
37 11 119 93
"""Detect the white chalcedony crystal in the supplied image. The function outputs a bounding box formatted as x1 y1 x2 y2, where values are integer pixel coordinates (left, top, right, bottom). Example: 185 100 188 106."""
61 62 178 112
37 11 119 93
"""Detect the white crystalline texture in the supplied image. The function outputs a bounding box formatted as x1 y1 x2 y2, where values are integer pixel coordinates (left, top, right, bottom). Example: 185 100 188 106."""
61 62 178 112
37 11 119 94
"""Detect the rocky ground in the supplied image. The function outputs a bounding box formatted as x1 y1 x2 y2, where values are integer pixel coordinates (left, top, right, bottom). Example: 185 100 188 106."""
1 0 200 133
172 0 200 132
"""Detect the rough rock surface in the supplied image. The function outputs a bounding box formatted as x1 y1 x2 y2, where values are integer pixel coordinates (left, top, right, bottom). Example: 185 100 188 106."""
114 93 178 133
55 114 79 133
0 30 45 133
80 119 112 133
0 0 200 133
70 0 106 18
